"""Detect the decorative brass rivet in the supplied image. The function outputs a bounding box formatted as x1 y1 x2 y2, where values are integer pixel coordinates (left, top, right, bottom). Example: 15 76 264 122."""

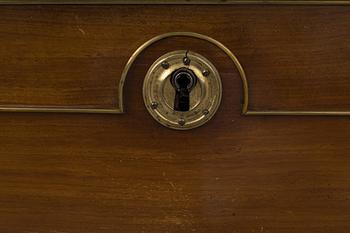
161 61 169 69
178 118 186 126
183 57 191 66
151 102 158 109
202 69 210 77
203 109 209 115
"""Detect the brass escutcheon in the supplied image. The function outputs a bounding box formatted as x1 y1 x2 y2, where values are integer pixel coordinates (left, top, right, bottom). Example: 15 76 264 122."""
143 50 222 130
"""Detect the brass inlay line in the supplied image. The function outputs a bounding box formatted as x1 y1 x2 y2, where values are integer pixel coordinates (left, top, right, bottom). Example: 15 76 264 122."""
122 32 350 116
0 90 122 114
0 106 122 114
246 111 350 116
1 0 350 5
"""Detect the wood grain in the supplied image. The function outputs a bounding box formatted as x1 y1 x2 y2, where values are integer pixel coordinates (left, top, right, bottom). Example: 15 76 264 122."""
0 4 349 233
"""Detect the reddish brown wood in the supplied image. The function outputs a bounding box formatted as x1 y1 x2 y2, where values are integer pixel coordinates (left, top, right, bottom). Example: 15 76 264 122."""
0 4 349 233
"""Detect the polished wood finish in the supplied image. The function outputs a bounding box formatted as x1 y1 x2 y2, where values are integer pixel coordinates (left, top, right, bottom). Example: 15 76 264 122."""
0 4 350 233
1 5 350 111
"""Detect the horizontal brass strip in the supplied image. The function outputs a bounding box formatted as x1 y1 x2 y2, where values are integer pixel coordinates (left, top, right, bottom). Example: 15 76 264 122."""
0 107 121 114
0 0 350 5
246 111 350 116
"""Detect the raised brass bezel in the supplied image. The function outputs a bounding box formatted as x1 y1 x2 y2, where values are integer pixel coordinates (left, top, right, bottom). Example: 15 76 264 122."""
143 50 222 130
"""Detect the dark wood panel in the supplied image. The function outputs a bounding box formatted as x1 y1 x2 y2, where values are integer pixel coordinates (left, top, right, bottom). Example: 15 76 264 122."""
0 4 349 233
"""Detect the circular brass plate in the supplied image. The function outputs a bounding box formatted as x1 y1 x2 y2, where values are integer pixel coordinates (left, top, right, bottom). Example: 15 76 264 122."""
143 50 222 130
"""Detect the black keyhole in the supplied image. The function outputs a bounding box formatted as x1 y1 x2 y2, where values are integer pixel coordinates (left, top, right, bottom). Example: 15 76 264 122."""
170 68 197 112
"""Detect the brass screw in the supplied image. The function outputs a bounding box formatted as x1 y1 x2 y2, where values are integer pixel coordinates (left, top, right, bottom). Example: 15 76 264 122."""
178 118 186 126
183 57 191 66
202 69 210 77
161 61 169 69
151 102 158 109
203 109 209 115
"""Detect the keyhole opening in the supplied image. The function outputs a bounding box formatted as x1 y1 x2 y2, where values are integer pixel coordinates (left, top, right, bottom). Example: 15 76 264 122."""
176 75 192 89
170 68 197 112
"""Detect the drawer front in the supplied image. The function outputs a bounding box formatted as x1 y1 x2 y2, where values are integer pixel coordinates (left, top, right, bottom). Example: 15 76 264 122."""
0 2 350 233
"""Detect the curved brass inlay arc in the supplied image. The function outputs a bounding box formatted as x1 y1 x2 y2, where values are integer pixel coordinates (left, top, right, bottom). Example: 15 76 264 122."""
119 31 249 114
122 32 350 116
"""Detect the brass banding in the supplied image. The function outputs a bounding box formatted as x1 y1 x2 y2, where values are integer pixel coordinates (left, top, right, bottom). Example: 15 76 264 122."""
122 32 350 117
